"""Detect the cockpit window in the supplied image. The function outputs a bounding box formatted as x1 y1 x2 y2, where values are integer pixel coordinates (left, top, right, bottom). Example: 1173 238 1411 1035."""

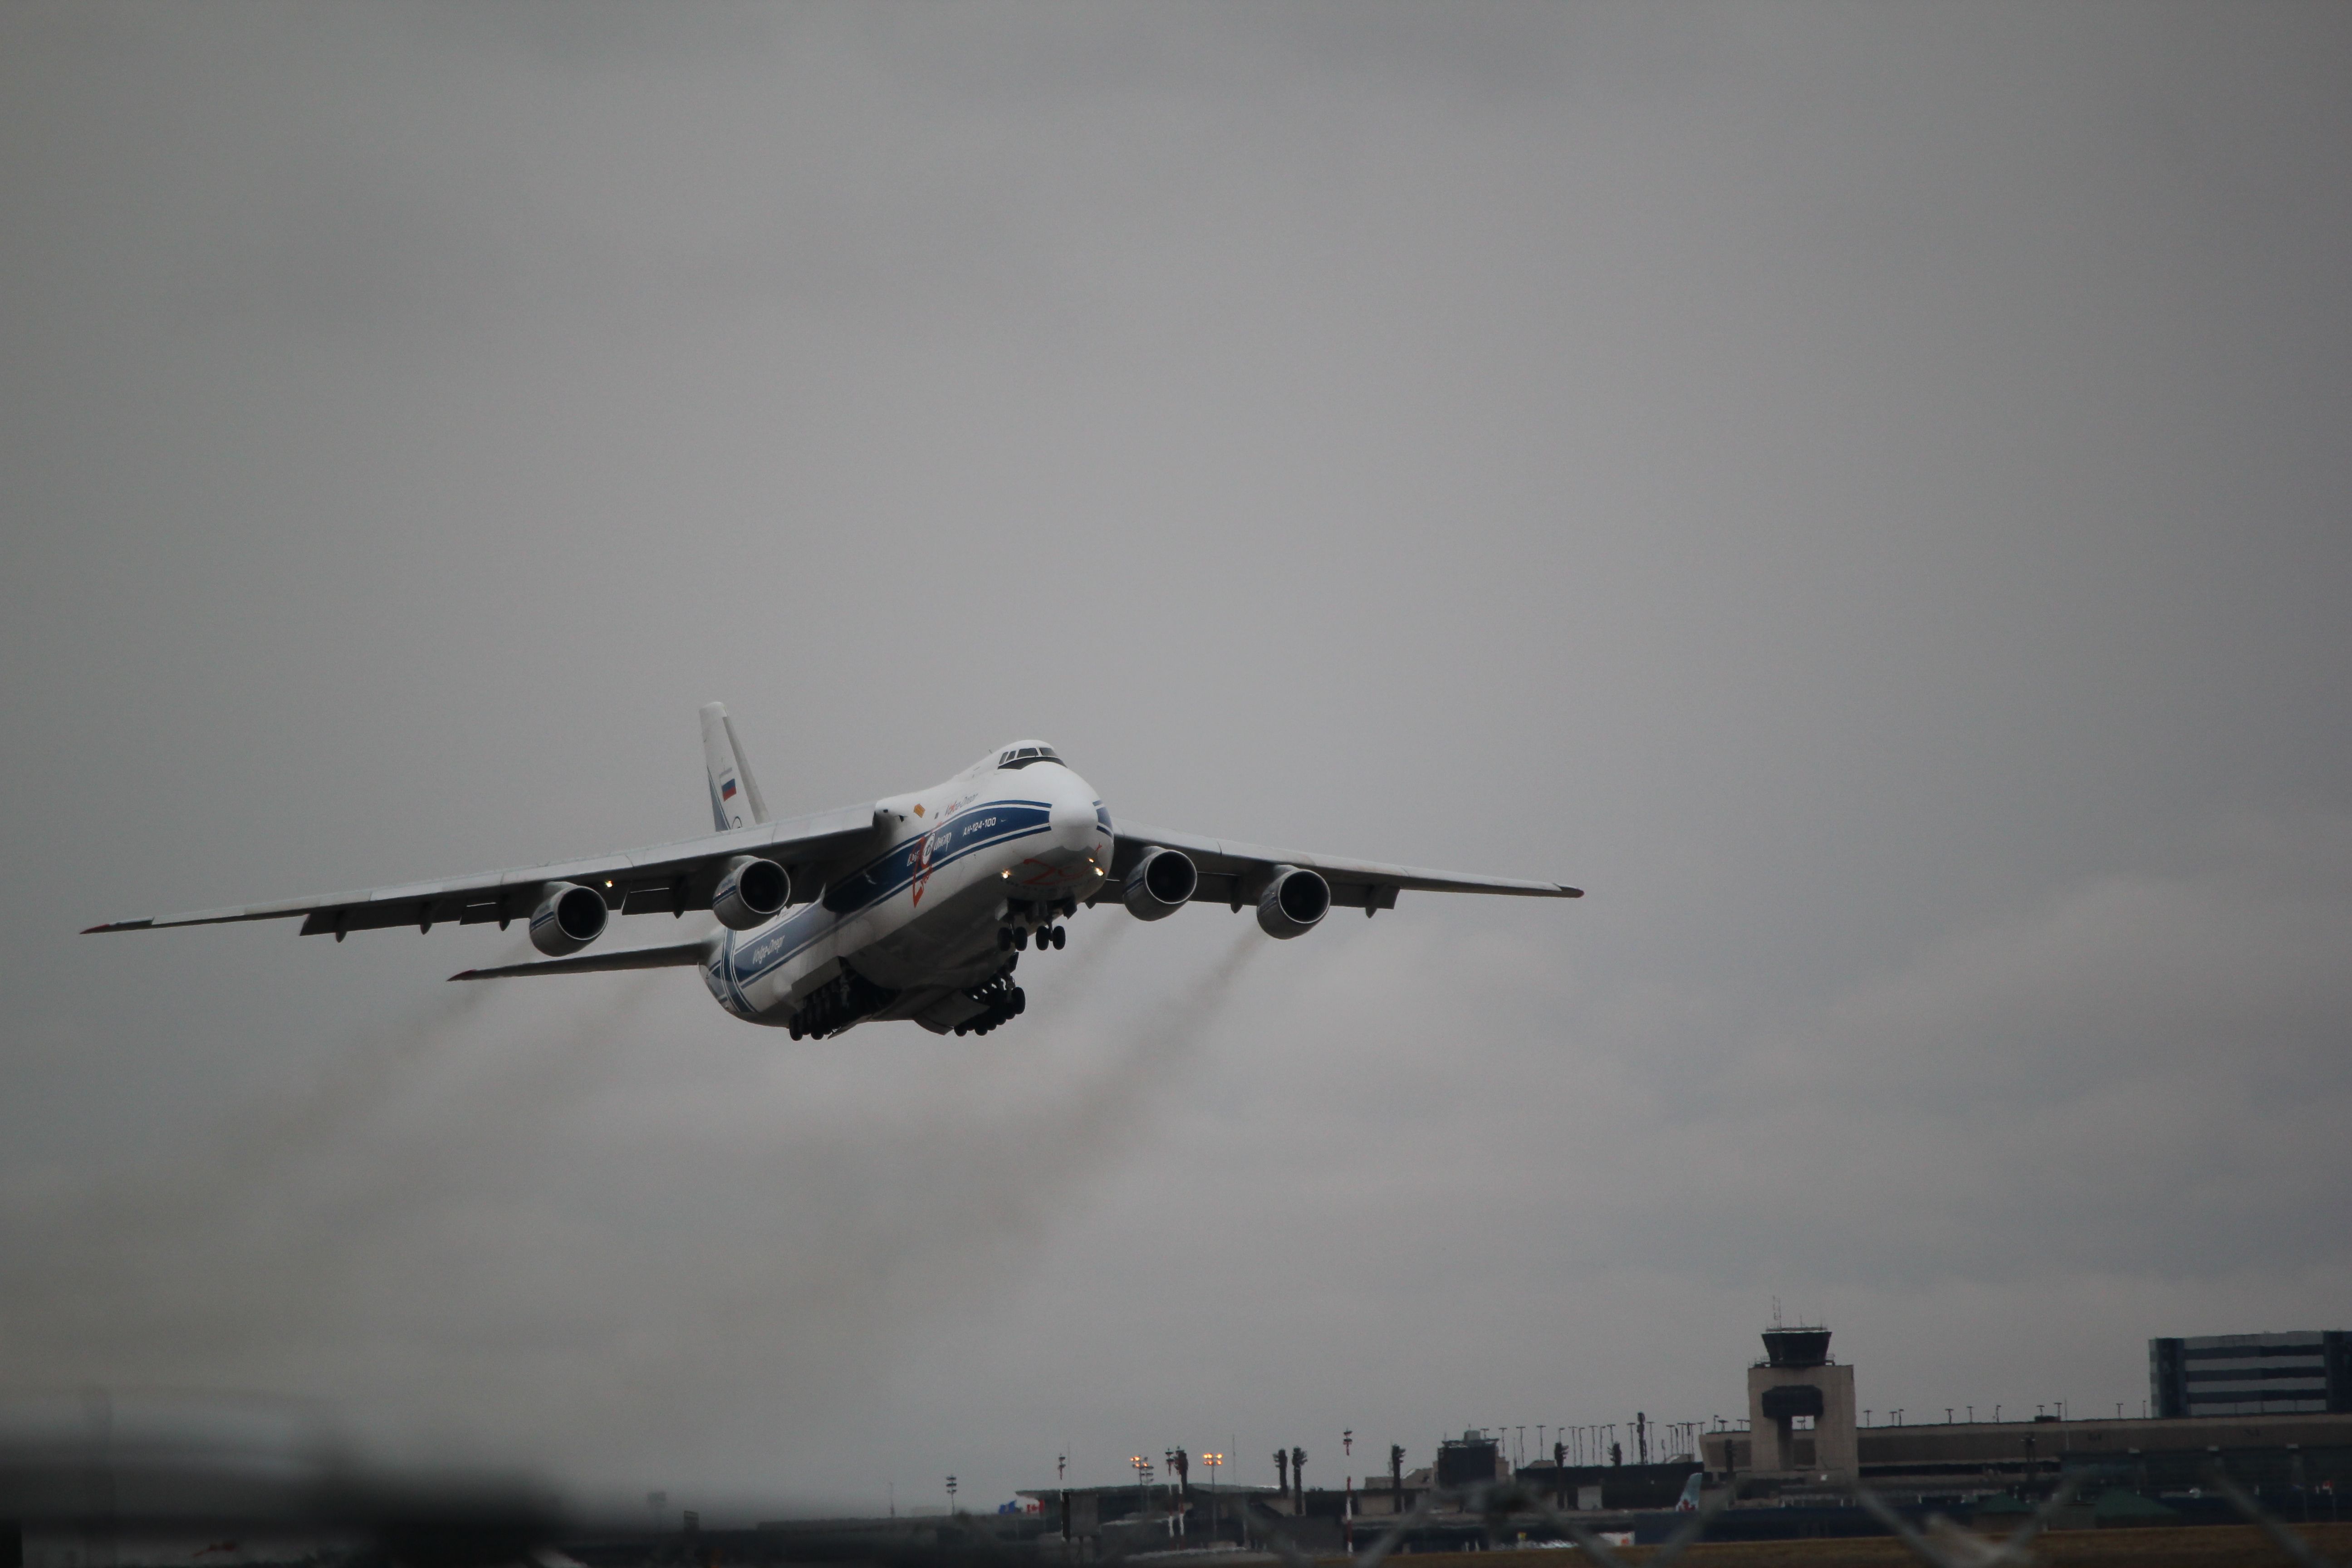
998 744 1061 769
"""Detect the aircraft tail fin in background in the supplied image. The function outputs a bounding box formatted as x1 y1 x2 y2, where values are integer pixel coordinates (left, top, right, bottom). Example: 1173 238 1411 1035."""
700 701 771 832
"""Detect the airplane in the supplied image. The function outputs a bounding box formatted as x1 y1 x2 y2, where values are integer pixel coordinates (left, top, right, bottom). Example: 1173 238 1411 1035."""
85 705 1581 1039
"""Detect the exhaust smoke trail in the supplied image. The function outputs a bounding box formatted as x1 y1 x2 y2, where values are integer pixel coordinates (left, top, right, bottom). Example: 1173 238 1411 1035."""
0 921 1267 1496
489 924 1269 1482
1016 903 1127 1009
0 948 652 1391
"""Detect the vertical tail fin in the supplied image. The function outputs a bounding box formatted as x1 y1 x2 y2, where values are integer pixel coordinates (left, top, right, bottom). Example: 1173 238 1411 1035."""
700 701 771 832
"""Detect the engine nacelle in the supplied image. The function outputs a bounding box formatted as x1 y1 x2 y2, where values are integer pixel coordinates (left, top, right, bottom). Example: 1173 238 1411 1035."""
713 855 790 931
1256 864 1330 939
529 881 609 956
1122 846 1197 921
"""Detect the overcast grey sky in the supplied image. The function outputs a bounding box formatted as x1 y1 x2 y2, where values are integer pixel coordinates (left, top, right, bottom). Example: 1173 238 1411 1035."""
3 0 2348 1517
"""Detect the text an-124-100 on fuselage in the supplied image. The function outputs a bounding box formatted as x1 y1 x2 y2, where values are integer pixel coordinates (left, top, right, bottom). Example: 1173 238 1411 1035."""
84 705 1582 1038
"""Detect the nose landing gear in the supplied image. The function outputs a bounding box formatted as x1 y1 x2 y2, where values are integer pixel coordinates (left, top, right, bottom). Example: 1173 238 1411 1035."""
1000 897 1078 953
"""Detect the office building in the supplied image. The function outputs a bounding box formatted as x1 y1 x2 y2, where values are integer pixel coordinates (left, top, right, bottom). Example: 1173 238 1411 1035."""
2149 1332 2352 1417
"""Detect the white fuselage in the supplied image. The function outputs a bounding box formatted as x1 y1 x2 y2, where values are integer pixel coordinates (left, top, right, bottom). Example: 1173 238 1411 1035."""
699 744 1112 1034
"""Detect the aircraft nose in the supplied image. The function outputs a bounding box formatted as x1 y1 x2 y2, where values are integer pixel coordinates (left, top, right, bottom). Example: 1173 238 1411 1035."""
1049 775 1098 850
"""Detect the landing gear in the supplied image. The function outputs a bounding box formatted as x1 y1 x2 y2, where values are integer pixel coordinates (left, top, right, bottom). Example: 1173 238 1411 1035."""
1008 921 1066 951
999 897 1074 957
786 965 900 1039
952 964 1027 1036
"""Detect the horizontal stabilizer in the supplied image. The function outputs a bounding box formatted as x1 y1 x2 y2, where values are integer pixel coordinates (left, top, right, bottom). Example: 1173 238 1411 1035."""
450 940 710 981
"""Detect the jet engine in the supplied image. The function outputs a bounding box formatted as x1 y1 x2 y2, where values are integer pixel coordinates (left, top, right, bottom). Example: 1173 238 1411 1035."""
712 855 789 931
1255 864 1330 939
1122 846 1197 921
529 881 609 956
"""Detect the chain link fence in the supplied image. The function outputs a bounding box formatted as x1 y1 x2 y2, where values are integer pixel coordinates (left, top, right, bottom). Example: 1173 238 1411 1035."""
1143 1470 2351 1568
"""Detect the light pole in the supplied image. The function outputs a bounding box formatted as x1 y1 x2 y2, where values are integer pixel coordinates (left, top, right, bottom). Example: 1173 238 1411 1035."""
1203 1452 1223 1543
946 1475 958 1514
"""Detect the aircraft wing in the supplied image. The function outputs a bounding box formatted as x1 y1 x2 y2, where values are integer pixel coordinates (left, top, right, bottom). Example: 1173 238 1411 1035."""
84 802 882 938
450 940 712 980
1091 823 1580 913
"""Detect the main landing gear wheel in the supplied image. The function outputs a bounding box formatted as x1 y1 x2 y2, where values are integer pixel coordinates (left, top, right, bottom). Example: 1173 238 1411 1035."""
1049 924 1066 949
955 973 1027 1036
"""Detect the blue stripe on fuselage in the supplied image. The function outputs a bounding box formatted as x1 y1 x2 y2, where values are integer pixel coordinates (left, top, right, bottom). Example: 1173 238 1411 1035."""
727 799 1053 992
818 800 1052 916
728 901 831 990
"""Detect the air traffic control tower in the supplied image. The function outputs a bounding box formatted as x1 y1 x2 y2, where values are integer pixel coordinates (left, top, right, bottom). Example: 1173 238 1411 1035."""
1747 1324 1858 1483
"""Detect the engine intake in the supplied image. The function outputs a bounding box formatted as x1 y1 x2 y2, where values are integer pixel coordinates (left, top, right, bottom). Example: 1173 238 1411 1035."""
1122 846 1197 921
713 855 789 931
529 881 609 956
1256 865 1329 939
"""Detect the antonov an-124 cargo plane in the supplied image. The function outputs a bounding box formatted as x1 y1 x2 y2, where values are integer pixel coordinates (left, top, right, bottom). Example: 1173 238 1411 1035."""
87 706 1581 1039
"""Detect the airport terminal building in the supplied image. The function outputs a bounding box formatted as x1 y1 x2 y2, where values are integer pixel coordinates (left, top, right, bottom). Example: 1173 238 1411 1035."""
1698 1324 2352 1498
2150 1332 2352 1418
1025 1321 2352 1555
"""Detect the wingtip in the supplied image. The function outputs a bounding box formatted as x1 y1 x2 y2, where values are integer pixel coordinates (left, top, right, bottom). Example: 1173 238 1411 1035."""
82 919 150 934
1564 886 1584 898
447 969 481 982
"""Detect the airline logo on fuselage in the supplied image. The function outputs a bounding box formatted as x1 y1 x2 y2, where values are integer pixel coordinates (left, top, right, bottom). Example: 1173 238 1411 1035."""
909 825 951 906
